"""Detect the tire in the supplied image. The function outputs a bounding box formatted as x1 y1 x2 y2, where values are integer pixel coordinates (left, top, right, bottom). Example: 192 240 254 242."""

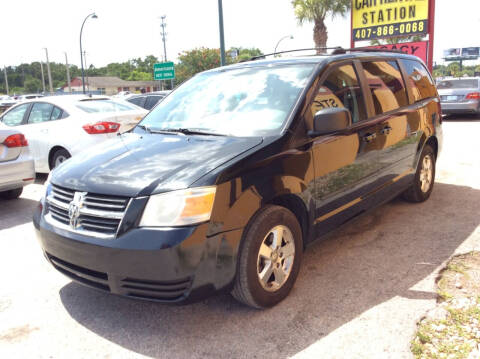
51 149 71 169
0 187 23 200
402 144 435 203
232 205 303 309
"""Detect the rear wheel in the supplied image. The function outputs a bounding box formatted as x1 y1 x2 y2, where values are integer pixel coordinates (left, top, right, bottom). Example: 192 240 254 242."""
0 187 23 200
232 205 303 308
402 144 435 203
51 149 71 169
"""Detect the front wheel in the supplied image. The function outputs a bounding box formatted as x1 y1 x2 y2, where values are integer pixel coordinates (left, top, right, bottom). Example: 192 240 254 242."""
51 149 71 169
402 144 436 203
232 205 303 309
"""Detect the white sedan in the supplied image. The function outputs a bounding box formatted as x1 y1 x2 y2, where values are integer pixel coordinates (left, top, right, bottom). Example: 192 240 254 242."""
0 95 147 173
0 123 35 199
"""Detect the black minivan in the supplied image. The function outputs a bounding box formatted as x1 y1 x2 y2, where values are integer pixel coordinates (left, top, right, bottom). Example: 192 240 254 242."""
34 50 442 308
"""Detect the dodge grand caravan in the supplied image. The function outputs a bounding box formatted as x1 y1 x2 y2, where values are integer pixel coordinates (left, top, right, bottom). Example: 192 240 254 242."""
34 50 442 308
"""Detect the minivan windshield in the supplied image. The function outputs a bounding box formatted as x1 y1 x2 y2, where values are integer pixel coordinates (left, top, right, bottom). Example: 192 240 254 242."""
139 64 315 136
437 79 479 89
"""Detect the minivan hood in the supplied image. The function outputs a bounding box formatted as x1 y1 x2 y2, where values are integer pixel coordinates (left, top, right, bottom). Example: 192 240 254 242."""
52 132 263 197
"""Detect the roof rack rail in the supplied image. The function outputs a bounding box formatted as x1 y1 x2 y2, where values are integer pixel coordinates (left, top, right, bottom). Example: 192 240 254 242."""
246 47 343 61
331 47 405 55
243 46 406 62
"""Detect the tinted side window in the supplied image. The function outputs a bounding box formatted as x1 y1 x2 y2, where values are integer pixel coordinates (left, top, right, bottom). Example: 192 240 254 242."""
144 96 162 110
361 61 408 115
402 59 436 102
128 96 145 107
2 104 29 126
28 103 54 124
50 106 63 121
311 64 367 123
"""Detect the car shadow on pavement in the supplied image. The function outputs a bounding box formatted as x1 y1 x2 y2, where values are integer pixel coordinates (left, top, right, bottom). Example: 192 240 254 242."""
58 182 480 359
0 197 39 230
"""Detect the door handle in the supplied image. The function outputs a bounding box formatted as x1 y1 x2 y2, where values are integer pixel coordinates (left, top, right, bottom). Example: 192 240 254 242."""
363 133 377 143
380 126 392 135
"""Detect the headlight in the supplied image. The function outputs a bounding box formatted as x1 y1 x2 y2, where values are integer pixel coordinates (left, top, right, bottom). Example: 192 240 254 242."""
139 186 216 227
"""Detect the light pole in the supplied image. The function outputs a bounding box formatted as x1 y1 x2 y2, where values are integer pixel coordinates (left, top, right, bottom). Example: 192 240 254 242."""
274 35 294 56
40 62 46 94
43 48 53 94
80 12 97 94
3 67 9 95
218 0 226 66
64 52 71 93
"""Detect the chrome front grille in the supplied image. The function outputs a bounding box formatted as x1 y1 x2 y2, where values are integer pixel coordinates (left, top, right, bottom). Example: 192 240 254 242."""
46 184 130 239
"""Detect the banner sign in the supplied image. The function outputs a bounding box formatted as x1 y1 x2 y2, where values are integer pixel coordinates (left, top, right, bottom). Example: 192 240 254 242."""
368 41 428 64
352 0 429 41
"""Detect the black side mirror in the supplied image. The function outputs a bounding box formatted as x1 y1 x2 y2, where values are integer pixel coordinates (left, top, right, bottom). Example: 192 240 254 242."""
308 107 352 137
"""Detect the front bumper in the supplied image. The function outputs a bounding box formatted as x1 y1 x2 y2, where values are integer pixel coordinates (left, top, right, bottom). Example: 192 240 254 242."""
33 203 243 303
441 100 480 114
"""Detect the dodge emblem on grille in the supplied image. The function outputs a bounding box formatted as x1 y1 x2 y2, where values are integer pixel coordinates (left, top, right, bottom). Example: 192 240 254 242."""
68 192 87 229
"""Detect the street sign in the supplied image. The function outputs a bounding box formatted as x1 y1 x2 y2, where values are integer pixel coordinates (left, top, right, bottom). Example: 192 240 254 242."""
154 62 175 80
352 0 429 41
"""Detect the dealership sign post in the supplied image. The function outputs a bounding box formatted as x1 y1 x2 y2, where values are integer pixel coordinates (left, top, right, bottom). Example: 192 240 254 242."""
351 0 436 71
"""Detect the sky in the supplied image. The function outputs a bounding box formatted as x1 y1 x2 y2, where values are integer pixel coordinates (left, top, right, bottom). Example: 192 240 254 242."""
1 0 479 68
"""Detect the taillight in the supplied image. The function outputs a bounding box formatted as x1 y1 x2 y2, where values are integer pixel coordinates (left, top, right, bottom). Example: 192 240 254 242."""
3 133 28 147
466 92 480 99
82 122 120 134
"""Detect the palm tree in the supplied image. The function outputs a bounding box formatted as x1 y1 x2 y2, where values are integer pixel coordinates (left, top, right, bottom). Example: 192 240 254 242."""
292 0 350 53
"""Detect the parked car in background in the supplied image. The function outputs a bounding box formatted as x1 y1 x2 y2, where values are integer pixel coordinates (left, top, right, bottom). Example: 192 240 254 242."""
0 123 35 199
0 95 147 173
126 91 170 110
0 95 17 113
438 77 480 115
34 50 442 308
15 93 45 101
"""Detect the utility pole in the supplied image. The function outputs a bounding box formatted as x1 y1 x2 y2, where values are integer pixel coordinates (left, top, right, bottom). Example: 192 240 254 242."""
3 67 9 95
160 15 173 90
40 62 46 94
64 52 71 93
43 48 54 94
83 50 89 92
218 0 226 66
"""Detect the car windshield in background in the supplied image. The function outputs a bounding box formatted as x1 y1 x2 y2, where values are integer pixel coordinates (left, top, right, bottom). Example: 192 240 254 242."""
76 100 137 113
139 64 315 136
437 79 479 89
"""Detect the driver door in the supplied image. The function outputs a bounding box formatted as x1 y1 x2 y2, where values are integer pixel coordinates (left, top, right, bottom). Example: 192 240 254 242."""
309 61 384 235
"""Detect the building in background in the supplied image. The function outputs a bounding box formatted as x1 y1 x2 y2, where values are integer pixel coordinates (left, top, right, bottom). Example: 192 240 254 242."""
64 77 160 95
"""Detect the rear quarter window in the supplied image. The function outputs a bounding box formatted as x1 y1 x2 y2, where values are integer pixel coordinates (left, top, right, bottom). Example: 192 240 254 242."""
401 59 437 102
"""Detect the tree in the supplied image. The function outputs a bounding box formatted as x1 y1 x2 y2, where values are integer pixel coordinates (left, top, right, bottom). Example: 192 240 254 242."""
175 48 222 84
24 77 42 93
292 0 350 53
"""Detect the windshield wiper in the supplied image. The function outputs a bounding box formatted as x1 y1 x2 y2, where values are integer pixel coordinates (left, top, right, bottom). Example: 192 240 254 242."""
136 124 152 133
154 128 226 136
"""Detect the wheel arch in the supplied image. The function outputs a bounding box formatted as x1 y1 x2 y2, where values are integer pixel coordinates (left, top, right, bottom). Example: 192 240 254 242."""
48 146 70 170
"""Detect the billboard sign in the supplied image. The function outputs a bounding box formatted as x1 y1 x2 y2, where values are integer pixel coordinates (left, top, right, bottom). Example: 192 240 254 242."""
461 47 480 59
443 48 461 59
368 41 428 64
352 0 429 41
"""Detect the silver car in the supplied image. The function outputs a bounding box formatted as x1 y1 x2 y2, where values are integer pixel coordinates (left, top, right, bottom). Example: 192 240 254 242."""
0 123 35 199
438 77 480 115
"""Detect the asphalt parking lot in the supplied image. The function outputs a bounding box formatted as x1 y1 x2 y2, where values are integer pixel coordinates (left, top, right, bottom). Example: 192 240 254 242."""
1 115 479 359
